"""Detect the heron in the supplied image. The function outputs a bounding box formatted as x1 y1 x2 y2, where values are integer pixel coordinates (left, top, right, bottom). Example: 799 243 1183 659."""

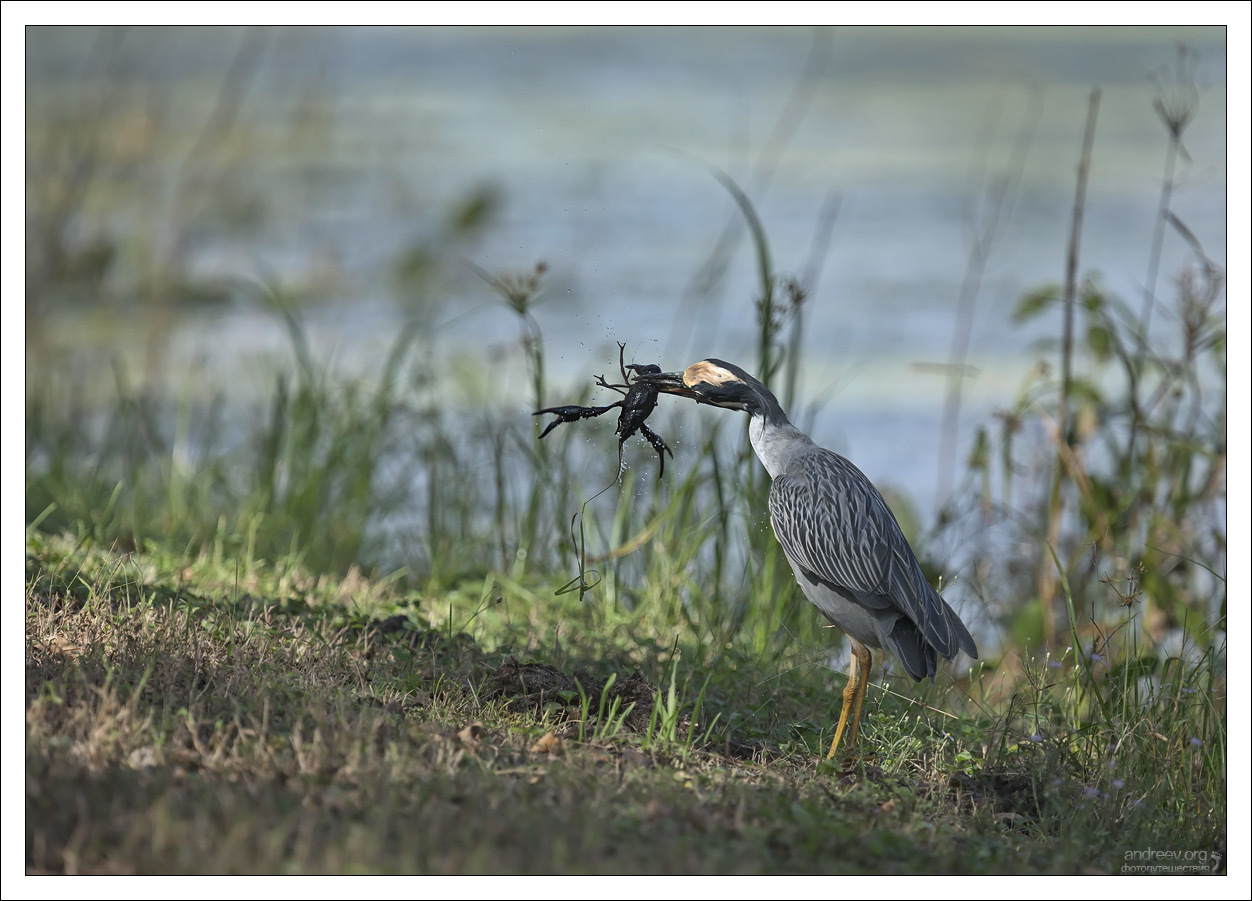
636 359 978 758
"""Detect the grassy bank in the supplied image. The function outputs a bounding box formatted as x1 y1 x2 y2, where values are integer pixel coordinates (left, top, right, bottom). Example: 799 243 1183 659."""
24 523 1225 875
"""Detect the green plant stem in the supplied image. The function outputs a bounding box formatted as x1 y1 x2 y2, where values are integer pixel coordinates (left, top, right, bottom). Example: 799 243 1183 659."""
1040 87 1100 648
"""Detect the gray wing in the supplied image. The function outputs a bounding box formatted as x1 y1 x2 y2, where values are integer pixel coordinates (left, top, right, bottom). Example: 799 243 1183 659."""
767 447 976 664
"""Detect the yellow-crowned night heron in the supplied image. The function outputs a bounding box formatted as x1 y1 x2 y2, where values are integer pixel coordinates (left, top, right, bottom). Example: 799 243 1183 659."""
638 359 978 758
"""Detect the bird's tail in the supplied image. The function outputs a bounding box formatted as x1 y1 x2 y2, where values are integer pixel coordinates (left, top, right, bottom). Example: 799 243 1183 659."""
942 599 979 660
884 620 939 682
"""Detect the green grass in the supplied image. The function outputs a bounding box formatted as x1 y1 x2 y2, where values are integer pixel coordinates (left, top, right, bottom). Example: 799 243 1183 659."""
24 529 1225 875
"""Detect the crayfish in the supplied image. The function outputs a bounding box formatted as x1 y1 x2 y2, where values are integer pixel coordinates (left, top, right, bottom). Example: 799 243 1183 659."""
533 342 673 480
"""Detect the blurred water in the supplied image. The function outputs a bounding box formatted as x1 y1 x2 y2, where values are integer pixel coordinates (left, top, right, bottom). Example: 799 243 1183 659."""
27 25 1228 518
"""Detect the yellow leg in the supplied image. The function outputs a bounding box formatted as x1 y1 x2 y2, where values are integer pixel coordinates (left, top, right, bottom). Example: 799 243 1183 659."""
826 648 860 758
826 642 873 759
846 643 873 747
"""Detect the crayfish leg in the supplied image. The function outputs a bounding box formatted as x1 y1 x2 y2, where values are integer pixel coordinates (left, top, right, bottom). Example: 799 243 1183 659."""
639 423 672 480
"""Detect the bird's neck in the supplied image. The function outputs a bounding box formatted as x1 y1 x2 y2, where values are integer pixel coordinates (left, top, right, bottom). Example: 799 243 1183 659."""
748 412 815 479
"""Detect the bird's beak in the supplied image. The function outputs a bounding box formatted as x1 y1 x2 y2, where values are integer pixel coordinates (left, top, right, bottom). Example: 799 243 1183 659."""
633 369 701 399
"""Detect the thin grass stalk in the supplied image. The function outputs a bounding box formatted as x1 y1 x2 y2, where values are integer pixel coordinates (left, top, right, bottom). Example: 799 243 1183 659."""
1139 46 1196 357
1039 87 1100 647
785 192 840 413
936 89 1039 505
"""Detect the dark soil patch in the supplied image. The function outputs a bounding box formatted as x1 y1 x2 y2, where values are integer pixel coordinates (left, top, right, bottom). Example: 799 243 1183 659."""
484 657 661 734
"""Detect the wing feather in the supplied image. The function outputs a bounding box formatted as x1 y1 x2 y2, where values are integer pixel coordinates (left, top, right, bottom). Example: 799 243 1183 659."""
768 447 965 658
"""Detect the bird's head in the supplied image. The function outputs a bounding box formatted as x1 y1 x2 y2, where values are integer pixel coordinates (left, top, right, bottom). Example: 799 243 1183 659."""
636 359 781 418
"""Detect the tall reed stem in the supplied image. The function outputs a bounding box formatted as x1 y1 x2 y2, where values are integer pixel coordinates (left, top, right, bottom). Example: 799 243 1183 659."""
1038 87 1100 647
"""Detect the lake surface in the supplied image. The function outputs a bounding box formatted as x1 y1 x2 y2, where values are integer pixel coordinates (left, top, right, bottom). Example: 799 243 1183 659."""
26 25 1229 517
